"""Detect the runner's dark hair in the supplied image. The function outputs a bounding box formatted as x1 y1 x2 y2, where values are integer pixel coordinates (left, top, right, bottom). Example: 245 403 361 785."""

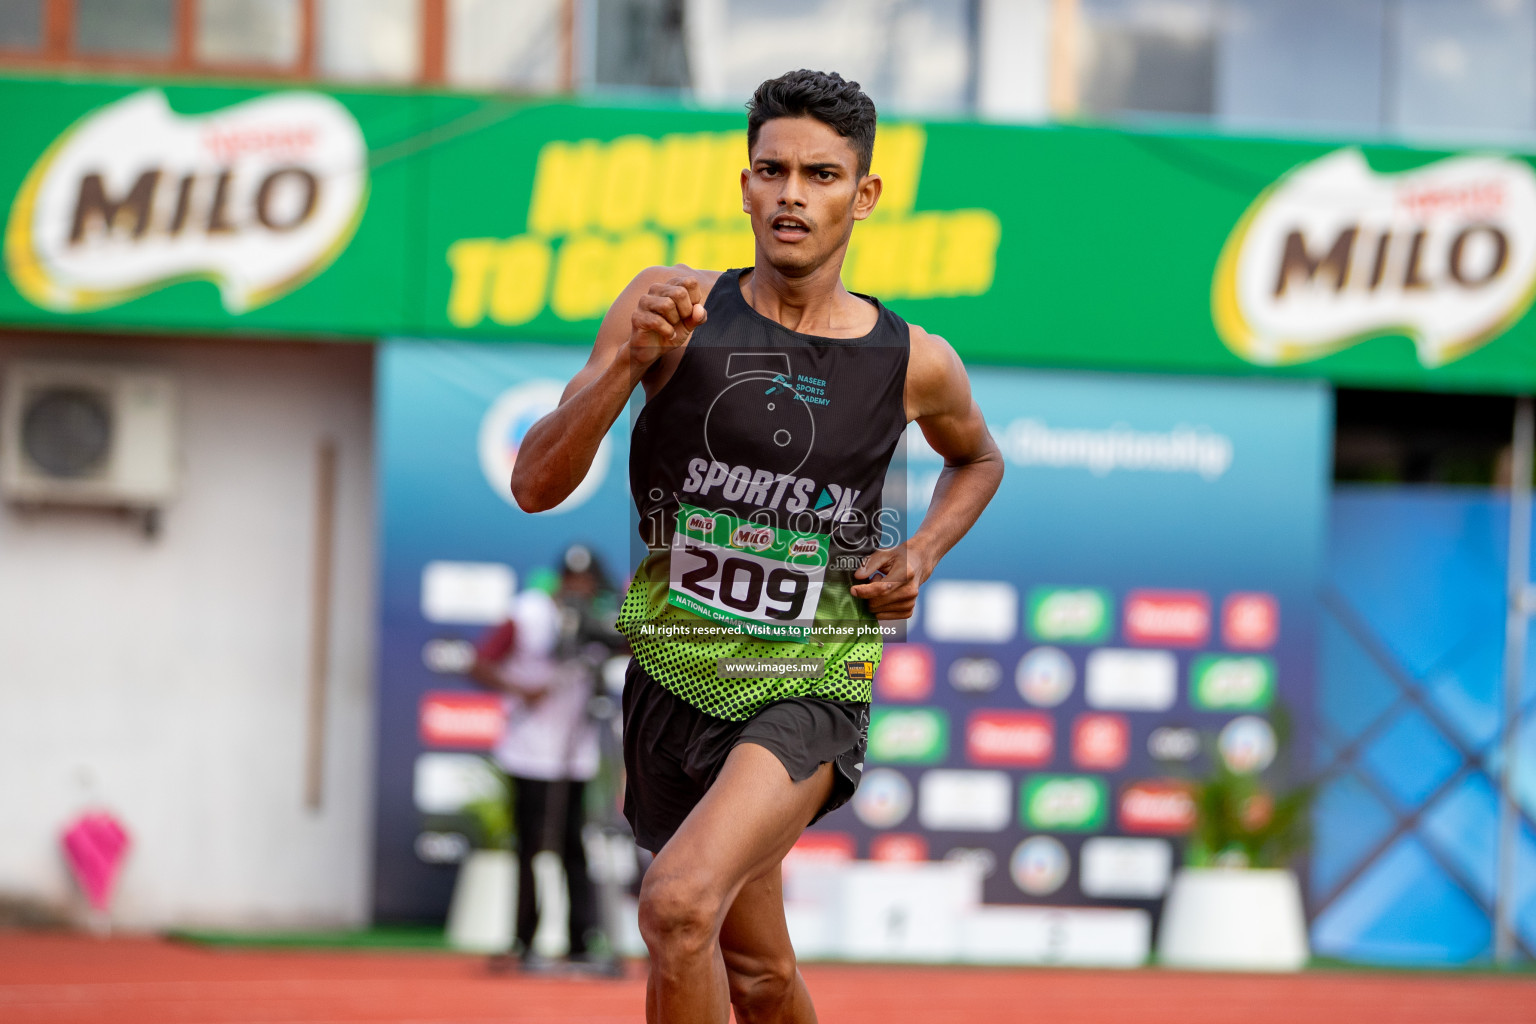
747 70 877 177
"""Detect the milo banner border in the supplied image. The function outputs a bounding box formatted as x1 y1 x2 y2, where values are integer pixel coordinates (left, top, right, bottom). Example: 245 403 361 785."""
1 72 1536 394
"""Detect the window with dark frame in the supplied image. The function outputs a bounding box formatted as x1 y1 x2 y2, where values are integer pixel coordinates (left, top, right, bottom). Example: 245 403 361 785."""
0 0 45 51
0 0 415 81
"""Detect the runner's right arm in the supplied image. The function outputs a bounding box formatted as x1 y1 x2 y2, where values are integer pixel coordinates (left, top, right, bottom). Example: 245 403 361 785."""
511 267 712 512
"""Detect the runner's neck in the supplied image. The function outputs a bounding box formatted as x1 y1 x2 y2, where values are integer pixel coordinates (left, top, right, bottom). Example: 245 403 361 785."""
739 263 878 339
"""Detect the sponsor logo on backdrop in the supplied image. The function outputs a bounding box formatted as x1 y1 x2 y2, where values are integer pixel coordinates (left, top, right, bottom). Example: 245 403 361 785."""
867 708 949 764
1080 837 1173 898
877 644 934 701
1119 781 1197 834
1148 725 1200 762
6 89 367 313
1191 655 1276 711
444 124 1001 328
413 752 504 814
414 830 471 864
785 832 855 865
997 420 1234 481
1085 649 1177 711
1239 791 1276 831
924 580 1018 642
1028 587 1112 643
421 638 477 673
420 561 516 625
1015 646 1076 707
479 381 611 513
1222 592 1279 648
1021 775 1108 832
944 846 999 879
1010 836 1071 896
419 692 506 749
1219 716 1278 774
918 770 1013 831
1123 590 1210 646
966 711 1054 766
948 656 1002 693
870 833 930 862
1213 148 1536 369
852 768 914 829
1072 713 1130 770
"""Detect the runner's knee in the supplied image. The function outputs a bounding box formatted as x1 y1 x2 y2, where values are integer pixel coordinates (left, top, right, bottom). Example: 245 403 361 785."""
637 871 719 957
726 952 797 1022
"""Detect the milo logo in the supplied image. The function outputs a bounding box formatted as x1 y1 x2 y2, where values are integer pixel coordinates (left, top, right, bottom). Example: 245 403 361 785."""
7 89 367 314
730 525 774 551
1021 775 1108 831
1029 587 1112 643
1191 655 1275 711
1214 148 1536 369
790 537 821 556
685 513 716 534
867 708 949 764
1119 781 1198 834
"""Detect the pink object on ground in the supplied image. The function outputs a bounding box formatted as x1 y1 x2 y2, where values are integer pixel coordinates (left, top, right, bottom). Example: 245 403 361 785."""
61 813 130 912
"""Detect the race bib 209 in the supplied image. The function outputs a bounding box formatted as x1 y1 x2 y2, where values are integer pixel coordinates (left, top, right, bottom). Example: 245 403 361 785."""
667 503 828 640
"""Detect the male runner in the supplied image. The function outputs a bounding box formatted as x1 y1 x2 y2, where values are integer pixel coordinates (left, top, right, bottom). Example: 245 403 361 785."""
512 69 1002 1023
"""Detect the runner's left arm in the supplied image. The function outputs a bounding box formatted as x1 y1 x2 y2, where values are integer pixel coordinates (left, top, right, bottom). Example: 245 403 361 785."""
851 328 1002 619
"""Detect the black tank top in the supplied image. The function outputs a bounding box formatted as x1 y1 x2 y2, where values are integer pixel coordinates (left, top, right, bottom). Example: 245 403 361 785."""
618 268 911 720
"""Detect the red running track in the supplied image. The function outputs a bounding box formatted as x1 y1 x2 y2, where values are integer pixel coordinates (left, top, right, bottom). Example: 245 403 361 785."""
1 932 1533 1024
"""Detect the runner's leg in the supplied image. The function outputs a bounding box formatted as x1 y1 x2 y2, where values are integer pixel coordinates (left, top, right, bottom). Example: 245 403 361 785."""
638 742 833 1024
720 865 816 1024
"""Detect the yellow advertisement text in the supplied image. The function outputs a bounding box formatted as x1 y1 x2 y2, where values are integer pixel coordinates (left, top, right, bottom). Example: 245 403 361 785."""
446 125 1001 327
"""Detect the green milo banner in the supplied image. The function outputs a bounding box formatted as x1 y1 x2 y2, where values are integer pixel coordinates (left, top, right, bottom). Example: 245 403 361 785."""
3 72 1536 392
0 74 417 336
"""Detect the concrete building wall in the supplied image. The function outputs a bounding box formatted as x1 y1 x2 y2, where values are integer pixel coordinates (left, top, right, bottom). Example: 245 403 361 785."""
0 332 376 930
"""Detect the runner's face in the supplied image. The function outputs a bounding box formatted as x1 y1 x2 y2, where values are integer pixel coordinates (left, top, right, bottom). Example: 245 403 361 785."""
743 117 879 275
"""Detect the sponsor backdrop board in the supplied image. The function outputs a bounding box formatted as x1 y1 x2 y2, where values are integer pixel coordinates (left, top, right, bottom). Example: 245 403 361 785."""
802 368 1332 928
374 339 632 919
374 339 1331 938
3 73 1536 393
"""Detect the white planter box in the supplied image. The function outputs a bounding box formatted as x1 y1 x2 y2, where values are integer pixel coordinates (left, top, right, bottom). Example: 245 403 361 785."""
784 860 983 962
445 849 514 953
1156 867 1309 972
958 906 1151 967
444 850 578 955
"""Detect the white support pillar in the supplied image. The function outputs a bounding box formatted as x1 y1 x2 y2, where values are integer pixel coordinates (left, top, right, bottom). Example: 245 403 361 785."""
1495 396 1533 964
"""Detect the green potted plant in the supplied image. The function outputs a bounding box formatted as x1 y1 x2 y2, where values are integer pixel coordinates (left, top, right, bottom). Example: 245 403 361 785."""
1186 761 1311 870
1157 714 1314 971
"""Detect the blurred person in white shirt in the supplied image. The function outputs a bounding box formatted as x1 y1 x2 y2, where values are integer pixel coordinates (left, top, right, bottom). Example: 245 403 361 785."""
468 561 611 973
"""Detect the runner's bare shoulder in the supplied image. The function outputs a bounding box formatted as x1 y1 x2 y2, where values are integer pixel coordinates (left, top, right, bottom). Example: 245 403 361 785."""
903 322 966 423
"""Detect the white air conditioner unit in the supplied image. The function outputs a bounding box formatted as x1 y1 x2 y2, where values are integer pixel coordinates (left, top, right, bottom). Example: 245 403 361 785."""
1 362 179 507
